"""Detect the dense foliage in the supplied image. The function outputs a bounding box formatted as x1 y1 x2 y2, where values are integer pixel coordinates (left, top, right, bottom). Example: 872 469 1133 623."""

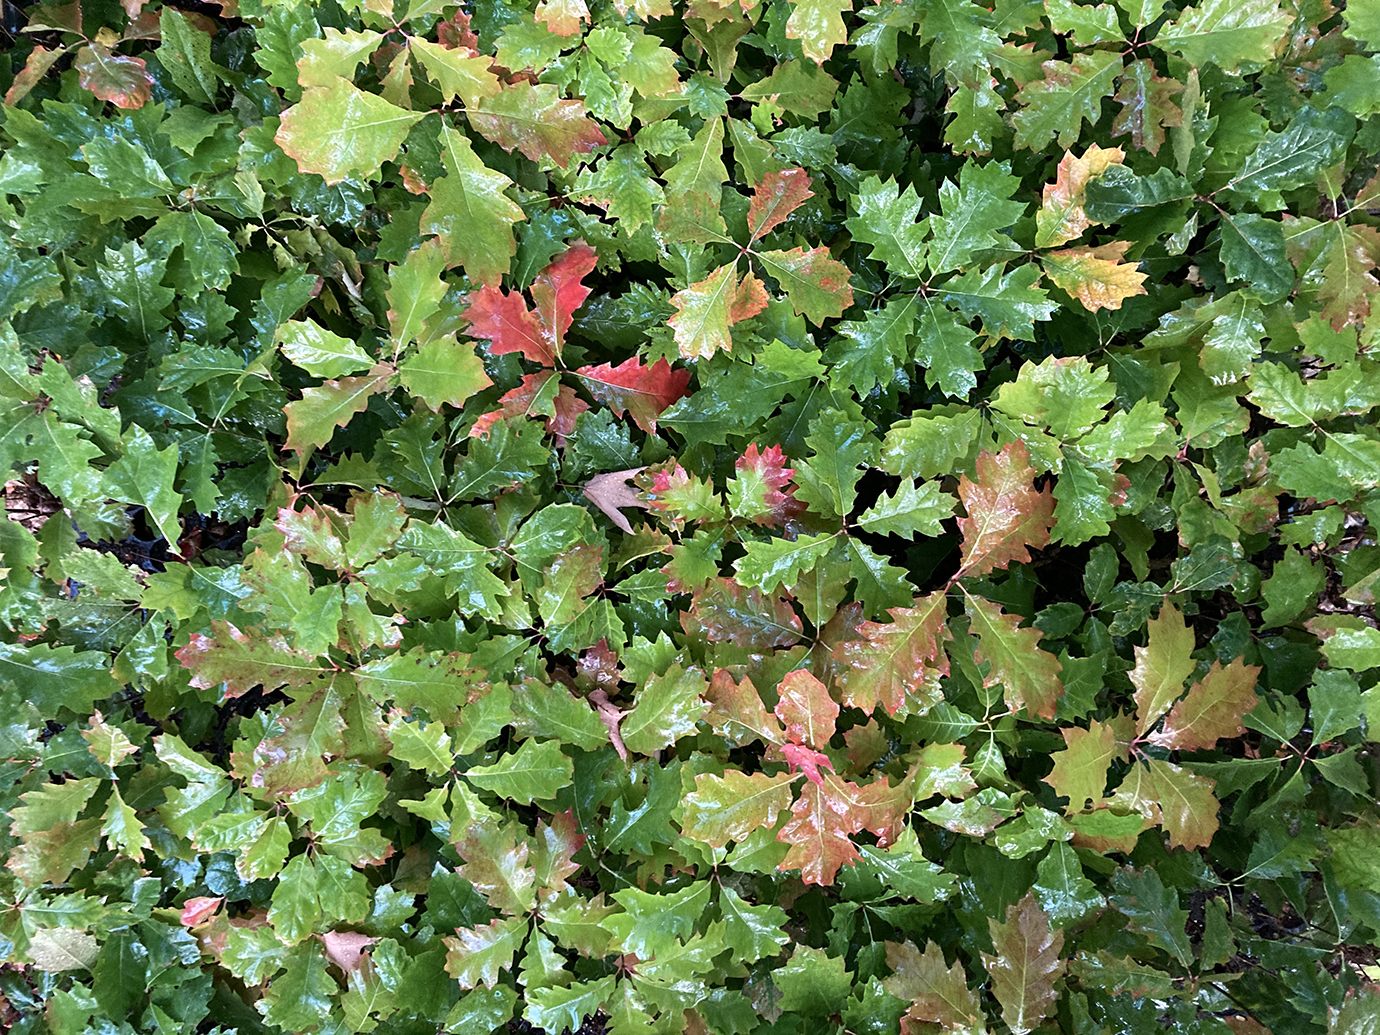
2 0 1380 1032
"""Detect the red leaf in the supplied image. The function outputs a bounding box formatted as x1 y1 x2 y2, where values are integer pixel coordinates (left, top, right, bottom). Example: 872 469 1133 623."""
467 285 548 364
749 167 814 241
437 10 480 49
777 779 862 885
467 244 596 366
775 669 838 749
574 356 691 433
534 242 597 355
782 742 833 784
74 44 153 109
956 441 1056 578
834 593 950 716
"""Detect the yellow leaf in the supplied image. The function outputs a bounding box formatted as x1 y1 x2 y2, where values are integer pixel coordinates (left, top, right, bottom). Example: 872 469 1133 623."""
1042 241 1149 312
1034 144 1125 248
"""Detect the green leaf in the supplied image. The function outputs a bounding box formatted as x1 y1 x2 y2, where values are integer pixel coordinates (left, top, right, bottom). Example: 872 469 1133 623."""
260 943 337 1031
776 945 854 1017
420 124 526 288
735 531 840 593
276 78 424 184
285 365 393 455
276 319 373 377
1033 842 1105 927
937 262 1058 341
1155 0 1292 72
1219 212 1294 303
463 738 573 804
857 479 956 537
847 176 927 278
159 8 221 105
1110 866 1193 967
925 160 1027 274
1011 50 1122 151
620 663 708 754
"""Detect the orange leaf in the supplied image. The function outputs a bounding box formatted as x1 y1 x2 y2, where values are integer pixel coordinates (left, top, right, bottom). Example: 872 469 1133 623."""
833 592 950 716
1149 657 1260 751
956 441 1055 578
1042 241 1149 312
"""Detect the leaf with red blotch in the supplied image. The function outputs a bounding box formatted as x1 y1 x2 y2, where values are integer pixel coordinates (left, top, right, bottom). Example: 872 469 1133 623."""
683 577 803 650
1312 223 1380 330
248 684 347 796
179 896 223 928
467 82 606 169
1146 759 1219 850
467 285 548 364
176 620 325 697
669 261 771 360
535 0 588 35
74 44 153 108
883 940 983 1031
956 441 1056 578
963 593 1064 719
574 357 691 433
5 45 65 107
749 167 814 241
533 243 597 357
1149 657 1260 751
1035 144 1125 249
834 593 950 716
729 444 799 527
276 79 423 185
1131 601 1195 735
533 809 585 898
470 371 589 440
754 246 854 324
1042 241 1149 313
775 669 838 749
705 670 786 747
1112 61 1182 157
782 742 833 784
982 894 1065 1035
777 779 862 885
276 504 349 570
284 365 394 455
